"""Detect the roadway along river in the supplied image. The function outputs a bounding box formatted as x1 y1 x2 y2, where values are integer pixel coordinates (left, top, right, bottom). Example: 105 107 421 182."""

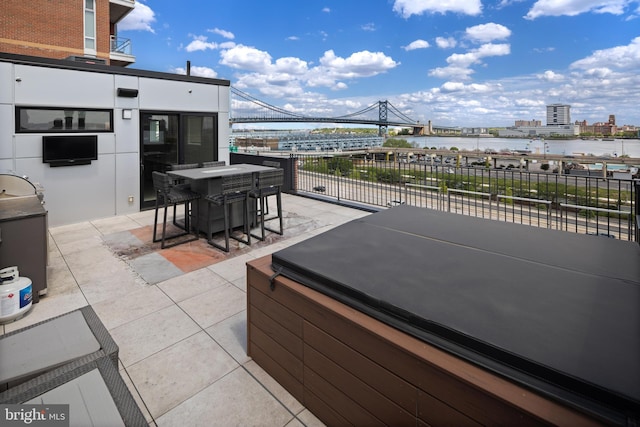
403 136 640 159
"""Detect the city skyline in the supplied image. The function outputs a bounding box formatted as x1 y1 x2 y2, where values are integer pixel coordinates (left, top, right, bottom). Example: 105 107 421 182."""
120 0 640 128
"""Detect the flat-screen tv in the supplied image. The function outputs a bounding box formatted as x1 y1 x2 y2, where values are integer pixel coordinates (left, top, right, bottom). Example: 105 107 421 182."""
42 135 98 167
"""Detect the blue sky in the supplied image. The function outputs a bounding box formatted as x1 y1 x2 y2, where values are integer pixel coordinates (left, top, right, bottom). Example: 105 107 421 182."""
119 0 640 128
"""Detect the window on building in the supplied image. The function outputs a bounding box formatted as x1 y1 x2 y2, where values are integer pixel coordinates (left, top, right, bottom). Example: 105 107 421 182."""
84 0 96 55
16 107 113 133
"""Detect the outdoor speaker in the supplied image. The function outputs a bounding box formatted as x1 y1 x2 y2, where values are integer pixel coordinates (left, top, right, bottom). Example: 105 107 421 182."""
117 88 138 98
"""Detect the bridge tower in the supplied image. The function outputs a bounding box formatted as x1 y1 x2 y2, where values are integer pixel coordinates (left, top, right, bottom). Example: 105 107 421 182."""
378 100 388 136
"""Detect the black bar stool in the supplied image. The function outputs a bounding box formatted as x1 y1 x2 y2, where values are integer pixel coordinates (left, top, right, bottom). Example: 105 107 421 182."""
260 160 281 216
167 163 199 230
250 168 284 241
152 171 201 249
205 173 253 252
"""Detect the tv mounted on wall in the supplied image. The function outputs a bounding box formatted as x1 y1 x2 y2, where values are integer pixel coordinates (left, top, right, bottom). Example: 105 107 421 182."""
42 135 98 167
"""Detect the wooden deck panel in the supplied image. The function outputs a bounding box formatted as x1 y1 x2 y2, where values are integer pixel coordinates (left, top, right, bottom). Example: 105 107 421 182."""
249 305 303 359
304 321 417 414
249 283 303 337
304 344 415 426
304 389 351 427
247 338 304 402
304 365 388 427
418 390 483 427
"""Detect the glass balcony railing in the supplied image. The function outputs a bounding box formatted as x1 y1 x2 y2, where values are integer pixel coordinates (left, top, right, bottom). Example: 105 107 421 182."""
110 36 132 56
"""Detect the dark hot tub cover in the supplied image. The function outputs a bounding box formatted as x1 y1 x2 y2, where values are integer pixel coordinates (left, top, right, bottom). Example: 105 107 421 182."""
271 205 640 424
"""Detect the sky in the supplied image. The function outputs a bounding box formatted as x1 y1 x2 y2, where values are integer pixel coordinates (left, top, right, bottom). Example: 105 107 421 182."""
118 0 640 129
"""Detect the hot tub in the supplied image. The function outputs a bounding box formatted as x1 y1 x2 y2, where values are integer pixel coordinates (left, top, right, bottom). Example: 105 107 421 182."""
248 205 639 426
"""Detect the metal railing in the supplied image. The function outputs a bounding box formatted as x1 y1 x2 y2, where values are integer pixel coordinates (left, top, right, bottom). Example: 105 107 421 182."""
293 153 638 241
110 36 132 55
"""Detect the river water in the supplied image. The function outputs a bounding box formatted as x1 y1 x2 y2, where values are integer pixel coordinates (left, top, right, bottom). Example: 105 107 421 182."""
403 136 640 160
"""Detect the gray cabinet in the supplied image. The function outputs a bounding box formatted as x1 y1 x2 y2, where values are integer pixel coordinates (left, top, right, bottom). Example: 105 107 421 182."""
0 198 48 303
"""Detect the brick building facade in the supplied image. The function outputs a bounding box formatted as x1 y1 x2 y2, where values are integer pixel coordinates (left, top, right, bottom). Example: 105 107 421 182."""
0 0 133 66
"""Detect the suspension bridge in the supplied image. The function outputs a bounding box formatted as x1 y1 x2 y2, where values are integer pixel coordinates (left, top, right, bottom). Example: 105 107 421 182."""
229 86 449 136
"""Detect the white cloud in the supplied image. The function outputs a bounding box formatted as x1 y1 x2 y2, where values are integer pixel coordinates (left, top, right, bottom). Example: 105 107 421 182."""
393 0 482 17
220 45 274 72
570 36 640 70
208 28 235 39
219 41 237 49
537 70 564 82
319 50 399 78
476 43 511 57
274 57 309 75
497 0 526 8
429 43 510 81
514 98 545 107
465 23 511 43
584 67 613 78
404 39 430 50
448 43 510 68
429 66 475 80
220 46 398 96
172 66 218 78
118 2 156 33
436 37 457 49
322 7 331 13
361 23 377 31
185 36 218 52
525 0 631 19
287 36 300 41
441 81 466 92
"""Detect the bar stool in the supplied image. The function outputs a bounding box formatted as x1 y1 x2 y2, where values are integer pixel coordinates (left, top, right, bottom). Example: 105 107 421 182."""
250 168 284 241
152 171 201 249
259 160 281 216
200 161 226 168
205 173 253 252
169 163 199 171
167 163 199 230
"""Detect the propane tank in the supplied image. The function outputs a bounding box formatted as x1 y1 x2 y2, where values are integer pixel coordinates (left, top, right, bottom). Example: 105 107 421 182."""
0 266 33 323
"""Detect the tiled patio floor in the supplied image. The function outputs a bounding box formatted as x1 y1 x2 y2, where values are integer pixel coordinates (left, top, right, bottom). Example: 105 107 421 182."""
1 193 371 426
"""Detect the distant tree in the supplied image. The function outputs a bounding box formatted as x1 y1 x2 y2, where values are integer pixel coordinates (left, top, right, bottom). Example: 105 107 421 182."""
397 128 411 135
450 146 459 151
383 138 412 148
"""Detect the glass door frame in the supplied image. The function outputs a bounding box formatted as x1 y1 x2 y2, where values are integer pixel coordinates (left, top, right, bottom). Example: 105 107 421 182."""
140 110 219 210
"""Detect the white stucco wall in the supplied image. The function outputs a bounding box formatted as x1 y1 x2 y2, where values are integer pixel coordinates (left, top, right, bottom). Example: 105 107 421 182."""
0 58 230 226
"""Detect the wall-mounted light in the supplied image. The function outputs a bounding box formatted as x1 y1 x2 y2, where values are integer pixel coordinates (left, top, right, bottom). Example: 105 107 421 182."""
117 88 138 98
122 109 132 120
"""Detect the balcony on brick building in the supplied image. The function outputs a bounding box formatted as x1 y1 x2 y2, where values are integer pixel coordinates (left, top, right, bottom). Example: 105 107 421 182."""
109 0 135 66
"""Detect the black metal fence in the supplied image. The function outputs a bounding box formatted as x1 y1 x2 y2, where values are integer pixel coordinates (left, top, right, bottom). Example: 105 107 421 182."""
293 153 638 241
231 152 297 192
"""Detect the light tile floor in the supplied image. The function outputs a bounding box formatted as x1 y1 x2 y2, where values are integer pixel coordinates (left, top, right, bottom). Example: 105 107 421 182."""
1 193 371 427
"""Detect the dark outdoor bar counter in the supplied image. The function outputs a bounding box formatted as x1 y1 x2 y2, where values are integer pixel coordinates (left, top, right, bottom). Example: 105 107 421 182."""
247 205 639 426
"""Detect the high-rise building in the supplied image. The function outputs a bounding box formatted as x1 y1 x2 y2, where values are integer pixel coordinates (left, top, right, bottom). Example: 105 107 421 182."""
515 119 542 127
0 0 135 66
546 104 571 126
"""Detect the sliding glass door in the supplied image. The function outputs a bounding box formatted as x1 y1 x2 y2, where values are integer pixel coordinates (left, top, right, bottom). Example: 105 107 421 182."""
140 112 218 208
184 115 217 164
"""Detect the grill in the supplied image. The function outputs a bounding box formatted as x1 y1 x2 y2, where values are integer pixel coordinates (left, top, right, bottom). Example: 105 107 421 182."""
0 173 48 303
0 173 44 202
